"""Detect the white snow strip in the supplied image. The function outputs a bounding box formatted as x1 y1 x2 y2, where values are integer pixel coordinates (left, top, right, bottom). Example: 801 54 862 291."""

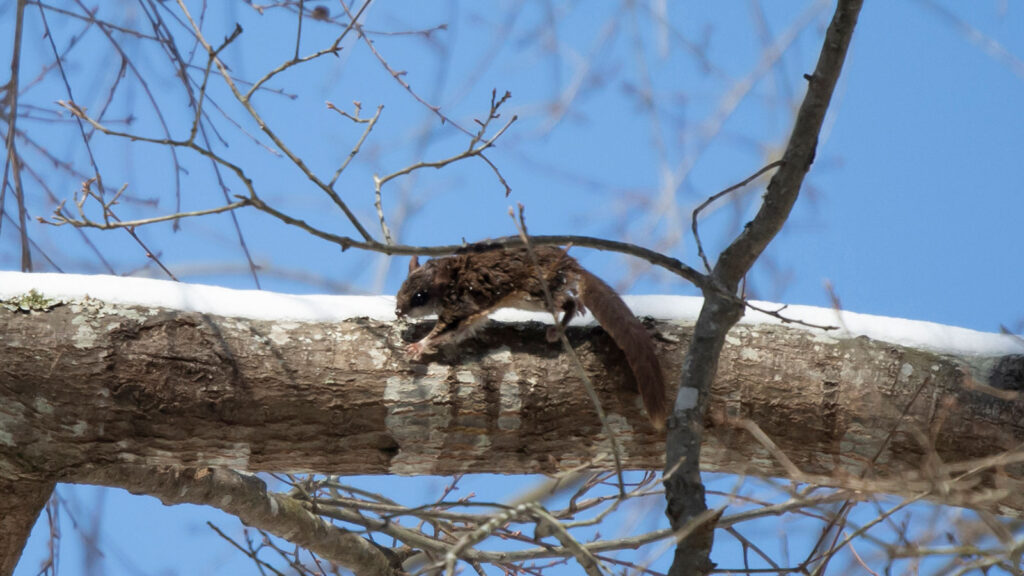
0 271 394 322
1 271 1020 358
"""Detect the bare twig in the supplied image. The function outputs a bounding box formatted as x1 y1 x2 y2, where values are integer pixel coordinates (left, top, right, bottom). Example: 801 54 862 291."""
36 3 177 278
665 3 864 575
239 0 373 101
174 0 375 242
744 301 838 331
42 184 248 230
339 1 474 137
512 204 627 497
374 103 516 189
327 102 383 188
692 160 783 273
374 93 517 243
2 0 32 271
207 523 287 576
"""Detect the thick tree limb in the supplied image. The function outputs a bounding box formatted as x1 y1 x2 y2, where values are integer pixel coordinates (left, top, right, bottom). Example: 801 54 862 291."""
0 479 53 576
74 466 398 576
0 292 1019 492
2 281 1023 571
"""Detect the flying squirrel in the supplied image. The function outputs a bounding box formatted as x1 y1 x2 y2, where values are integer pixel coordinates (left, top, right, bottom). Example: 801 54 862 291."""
394 245 667 430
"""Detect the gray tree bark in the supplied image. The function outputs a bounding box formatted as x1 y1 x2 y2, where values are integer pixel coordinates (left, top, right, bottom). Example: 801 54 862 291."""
2 295 1021 498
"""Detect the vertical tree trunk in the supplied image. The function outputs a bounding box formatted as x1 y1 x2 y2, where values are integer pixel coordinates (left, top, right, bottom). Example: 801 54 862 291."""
0 480 53 576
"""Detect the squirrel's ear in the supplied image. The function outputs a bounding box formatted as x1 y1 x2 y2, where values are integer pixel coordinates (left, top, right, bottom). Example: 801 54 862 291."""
408 256 420 276
432 261 452 289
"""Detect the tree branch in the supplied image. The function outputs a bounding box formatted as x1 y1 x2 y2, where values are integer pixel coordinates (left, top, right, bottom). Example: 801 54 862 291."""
2 0 32 271
713 2 862 290
0 479 53 576
0 280 1019 502
74 466 398 576
665 2 864 574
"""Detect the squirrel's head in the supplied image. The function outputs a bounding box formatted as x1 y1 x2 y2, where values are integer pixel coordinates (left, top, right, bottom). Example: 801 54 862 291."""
395 256 445 319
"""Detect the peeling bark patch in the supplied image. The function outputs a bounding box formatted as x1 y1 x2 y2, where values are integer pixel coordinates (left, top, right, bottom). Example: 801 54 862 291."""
485 347 514 363
384 364 450 402
899 362 914 381
268 323 300 345
71 315 99 348
497 371 523 431
820 380 839 434
196 444 252 468
32 397 54 415
599 413 637 445
384 366 454 475
739 346 761 362
675 387 698 411
455 371 478 397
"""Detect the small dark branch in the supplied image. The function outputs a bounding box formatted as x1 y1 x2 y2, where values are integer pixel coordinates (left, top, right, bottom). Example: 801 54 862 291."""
692 160 784 273
471 89 516 196
479 153 512 196
245 20 352 100
207 522 288 576
665 2 864 575
373 107 516 190
213 22 244 57
323 233 709 290
193 122 263 288
512 204 627 497
122 226 178 281
372 102 517 243
174 0 375 243
339 0 474 137
330 0 373 52
188 51 217 145
39 177 250 233
294 0 304 61
714 0 864 292
326 102 383 188
468 89 513 151
3 0 32 271
744 301 838 331
0 478 55 576
724 527 782 571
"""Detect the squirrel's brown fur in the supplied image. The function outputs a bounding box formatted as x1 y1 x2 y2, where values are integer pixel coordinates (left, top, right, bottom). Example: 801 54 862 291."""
395 246 667 430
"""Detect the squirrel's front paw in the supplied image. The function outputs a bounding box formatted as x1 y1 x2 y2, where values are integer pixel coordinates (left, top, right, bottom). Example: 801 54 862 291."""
405 342 426 361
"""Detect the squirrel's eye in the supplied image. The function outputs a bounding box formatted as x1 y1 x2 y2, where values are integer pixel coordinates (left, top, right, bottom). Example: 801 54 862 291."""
411 291 429 308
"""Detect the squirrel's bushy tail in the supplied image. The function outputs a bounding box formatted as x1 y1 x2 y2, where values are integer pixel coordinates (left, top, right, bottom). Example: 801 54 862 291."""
579 271 667 430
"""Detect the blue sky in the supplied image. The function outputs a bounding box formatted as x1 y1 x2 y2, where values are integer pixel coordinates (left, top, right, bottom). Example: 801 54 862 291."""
5 1 1024 574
